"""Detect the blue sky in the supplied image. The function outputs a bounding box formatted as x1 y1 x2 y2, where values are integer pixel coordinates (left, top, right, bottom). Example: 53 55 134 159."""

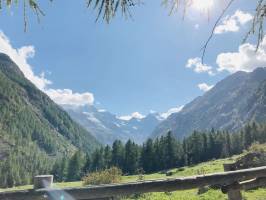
0 0 262 118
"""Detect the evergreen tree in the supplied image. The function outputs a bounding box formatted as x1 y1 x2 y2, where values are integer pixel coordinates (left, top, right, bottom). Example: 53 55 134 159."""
104 145 112 169
67 151 84 181
244 124 253 148
164 131 178 168
83 154 92 175
91 148 105 171
141 139 155 173
221 132 231 158
153 137 164 171
52 157 68 182
111 140 125 169
124 140 139 174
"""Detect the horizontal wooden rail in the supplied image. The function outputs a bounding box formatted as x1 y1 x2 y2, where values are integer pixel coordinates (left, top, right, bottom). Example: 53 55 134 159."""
1 166 266 200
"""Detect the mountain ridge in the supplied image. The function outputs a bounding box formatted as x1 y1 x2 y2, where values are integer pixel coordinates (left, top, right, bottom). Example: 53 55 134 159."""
152 67 266 138
63 105 163 144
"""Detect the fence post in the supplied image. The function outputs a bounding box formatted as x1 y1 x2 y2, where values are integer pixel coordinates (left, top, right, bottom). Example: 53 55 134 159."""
34 175 54 189
223 164 242 200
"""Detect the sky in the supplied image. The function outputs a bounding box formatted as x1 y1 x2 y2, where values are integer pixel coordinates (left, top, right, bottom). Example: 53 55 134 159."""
0 0 264 119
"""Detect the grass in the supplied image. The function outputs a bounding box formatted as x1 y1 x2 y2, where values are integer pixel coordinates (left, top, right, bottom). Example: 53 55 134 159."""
0 181 84 192
124 190 228 200
1 155 266 199
122 156 237 183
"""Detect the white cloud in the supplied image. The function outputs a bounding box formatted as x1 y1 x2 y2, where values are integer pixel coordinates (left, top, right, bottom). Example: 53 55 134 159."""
0 31 52 90
118 112 145 121
216 35 266 73
214 10 252 34
0 31 94 106
197 83 214 92
160 106 184 119
149 110 156 114
194 24 200 29
45 89 94 106
186 57 214 75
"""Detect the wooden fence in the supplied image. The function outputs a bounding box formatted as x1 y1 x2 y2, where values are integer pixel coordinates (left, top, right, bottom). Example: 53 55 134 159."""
1 165 266 200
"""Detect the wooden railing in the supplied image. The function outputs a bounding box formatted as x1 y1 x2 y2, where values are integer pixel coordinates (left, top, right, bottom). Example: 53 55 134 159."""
1 165 266 200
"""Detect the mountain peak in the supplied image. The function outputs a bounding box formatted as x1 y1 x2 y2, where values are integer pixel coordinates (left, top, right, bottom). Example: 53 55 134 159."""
0 53 24 77
65 107 163 145
249 67 266 81
0 53 10 60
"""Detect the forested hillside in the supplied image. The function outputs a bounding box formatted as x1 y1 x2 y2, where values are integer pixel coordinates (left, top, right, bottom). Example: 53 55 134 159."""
0 53 99 187
51 122 266 182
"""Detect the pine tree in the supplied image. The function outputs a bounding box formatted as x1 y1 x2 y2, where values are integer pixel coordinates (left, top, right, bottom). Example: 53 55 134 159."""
175 140 184 167
244 124 253 148
83 154 92 175
124 140 139 174
164 131 177 168
104 145 112 169
153 137 164 171
67 151 84 181
91 148 105 171
140 139 155 173
52 160 62 181
111 140 125 169
221 132 231 158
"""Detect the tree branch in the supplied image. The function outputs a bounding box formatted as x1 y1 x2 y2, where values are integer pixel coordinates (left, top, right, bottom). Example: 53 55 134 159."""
200 0 235 64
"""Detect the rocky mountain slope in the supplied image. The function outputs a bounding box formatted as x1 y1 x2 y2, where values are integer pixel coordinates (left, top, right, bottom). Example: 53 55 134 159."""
152 68 266 138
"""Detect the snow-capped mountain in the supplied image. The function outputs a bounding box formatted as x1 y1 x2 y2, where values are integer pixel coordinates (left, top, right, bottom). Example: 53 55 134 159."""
63 105 164 145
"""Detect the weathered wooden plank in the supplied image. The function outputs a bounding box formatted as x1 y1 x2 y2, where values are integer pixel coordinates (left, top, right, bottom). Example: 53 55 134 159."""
222 177 266 192
242 177 266 190
1 166 266 200
223 163 242 200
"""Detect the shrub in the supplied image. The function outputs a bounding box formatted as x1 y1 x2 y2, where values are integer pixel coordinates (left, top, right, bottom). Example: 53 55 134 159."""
248 143 266 153
136 168 145 181
166 171 174 176
82 167 122 185
233 143 266 170
176 167 185 172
